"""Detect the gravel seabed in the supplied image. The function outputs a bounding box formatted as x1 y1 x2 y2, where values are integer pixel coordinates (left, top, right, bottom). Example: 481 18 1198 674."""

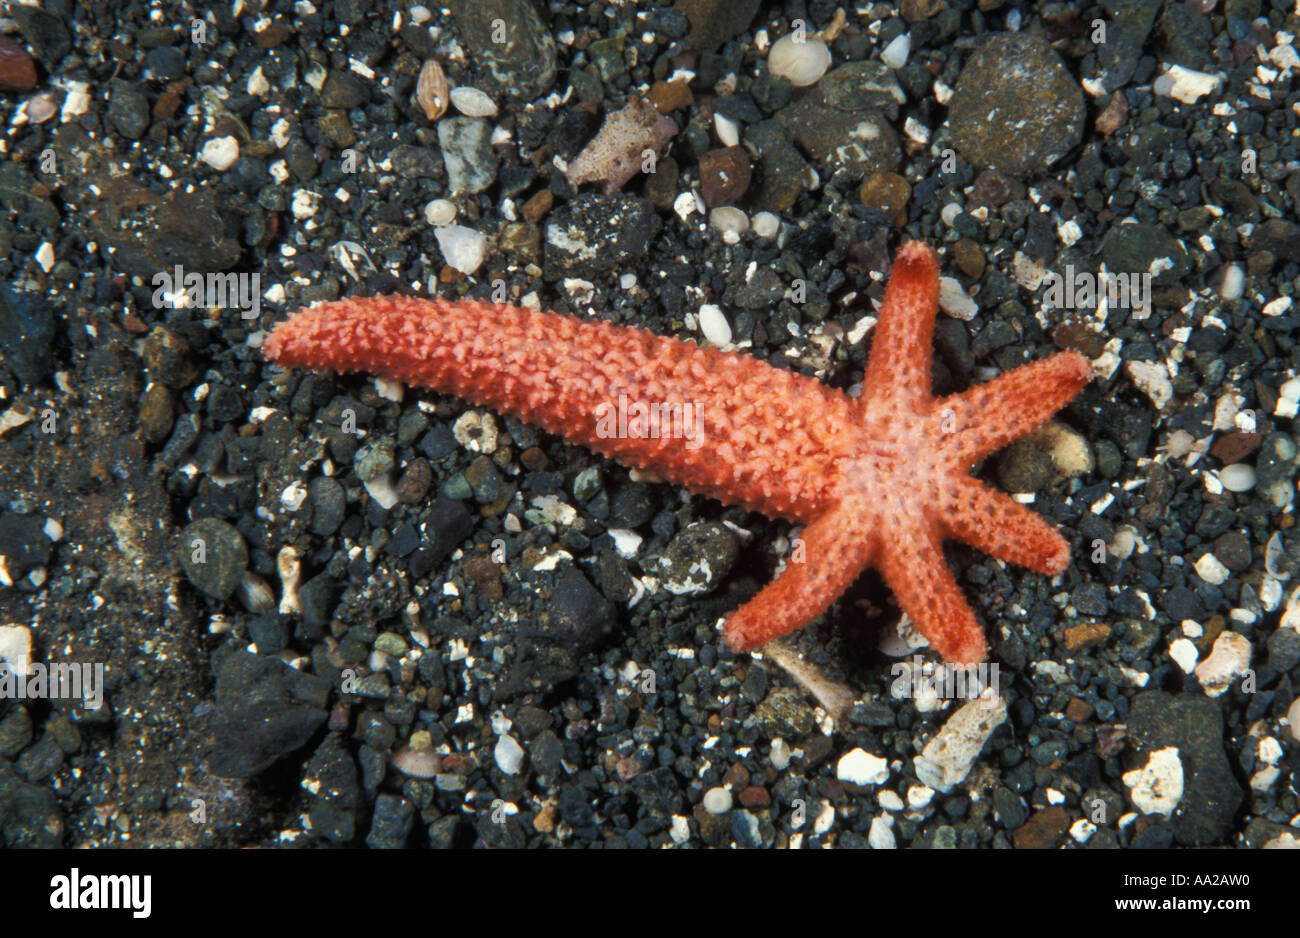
0 0 1298 850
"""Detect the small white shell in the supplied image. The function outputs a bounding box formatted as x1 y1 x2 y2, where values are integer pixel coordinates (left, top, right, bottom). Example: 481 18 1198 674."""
424 198 457 227
768 34 831 87
751 211 780 239
709 206 748 236
450 86 498 118
697 303 733 347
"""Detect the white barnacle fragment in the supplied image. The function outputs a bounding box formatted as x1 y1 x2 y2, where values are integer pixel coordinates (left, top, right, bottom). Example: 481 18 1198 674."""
1123 747 1183 817
912 692 1007 792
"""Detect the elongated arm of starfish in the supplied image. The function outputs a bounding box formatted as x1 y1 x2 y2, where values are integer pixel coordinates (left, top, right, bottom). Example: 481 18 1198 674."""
723 502 877 651
863 241 940 405
878 523 988 665
264 295 859 520
939 350 1093 465
939 476 1071 574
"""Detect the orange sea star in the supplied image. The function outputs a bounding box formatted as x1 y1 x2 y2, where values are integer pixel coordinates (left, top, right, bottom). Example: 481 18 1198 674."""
264 242 1093 664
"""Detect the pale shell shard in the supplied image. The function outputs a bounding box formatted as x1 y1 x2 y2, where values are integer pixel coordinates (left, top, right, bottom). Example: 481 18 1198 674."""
565 98 679 194
450 86 498 118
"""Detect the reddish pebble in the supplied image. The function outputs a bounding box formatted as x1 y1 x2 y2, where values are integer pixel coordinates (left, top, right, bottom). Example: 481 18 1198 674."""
0 37 37 92
1210 431 1262 465
328 706 351 732
738 785 770 808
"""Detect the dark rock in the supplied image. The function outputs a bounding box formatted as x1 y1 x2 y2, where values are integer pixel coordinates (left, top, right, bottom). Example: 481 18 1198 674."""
1096 0 1162 91
500 567 616 697
657 522 739 595
449 0 556 100
775 95 898 183
304 734 360 844
107 79 151 140
0 284 52 389
365 794 414 848
1101 224 1191 286
206 651 328 778
426 496 474 566
0 760 63 847
9 4 71 66
0 511 52 582
949 33 1084 174
178 517 248 600
1127 691 1243 845
544 194 658 279
675 0 760 54
320 70 368 109
308 476 347 536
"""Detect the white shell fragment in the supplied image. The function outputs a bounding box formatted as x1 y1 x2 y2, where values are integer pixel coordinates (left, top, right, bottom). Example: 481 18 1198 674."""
837 748 890 786
1154 64 1224 104
450 86 498 118
881 33 910 69
697 303 733 347
434 224 488 274
200 136 240 171
912 693 1007 792
937 277 978 320
1194 631 1252 697
1125 360 1173 410
1123 747 1183 817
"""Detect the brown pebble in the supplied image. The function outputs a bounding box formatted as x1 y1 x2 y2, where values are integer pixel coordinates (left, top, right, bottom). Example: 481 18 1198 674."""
521 189 553 224
396 457 433 504
1052 322 1108 359
1094 91 1128 136
1064 697 1093 723
520 446 548 472
969 170 1024 208
649 79 693 113
440 752 475 775
721 762 750 790
153 90 183 120
255 23 293 48
952 237 985 278
533 801 558 833
859 172 911 226
1061 621 1110 652
1247 250 1275 276
462 554 503 600
698 146 751 207
1012 805 1070 849
0 37 37 91
328 706 351 732
1210 431 1262 465
900 0 944 21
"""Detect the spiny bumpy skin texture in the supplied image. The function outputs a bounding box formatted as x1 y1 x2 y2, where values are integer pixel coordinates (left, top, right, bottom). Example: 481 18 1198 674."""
264 241 1093 664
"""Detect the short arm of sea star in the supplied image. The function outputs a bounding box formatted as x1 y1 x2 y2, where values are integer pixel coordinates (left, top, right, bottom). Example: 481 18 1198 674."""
940 350 1094 464
863 241 940 407
940 476 1071 575
879 522 988 665
723 501 877 651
